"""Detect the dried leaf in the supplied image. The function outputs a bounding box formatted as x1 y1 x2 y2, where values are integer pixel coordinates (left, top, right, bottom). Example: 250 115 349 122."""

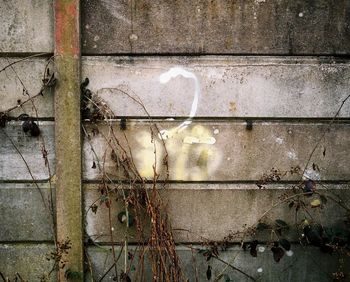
91 204 98 214
304 180 316 195
120 117 127 130
304 224 323 246
249 240 259 257
0 112 8 128
223 274 231 282
206 265 212 280
288 201 294 208
271 246 284 262
279 239 291 251
311 199 321 208
312 163 320 171
117 211 134 227
275 219 288 229
320 194 328 205
120 271 131 282
257 222 270 231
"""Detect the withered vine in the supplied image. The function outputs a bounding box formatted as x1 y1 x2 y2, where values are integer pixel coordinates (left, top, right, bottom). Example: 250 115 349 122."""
0 55 350 282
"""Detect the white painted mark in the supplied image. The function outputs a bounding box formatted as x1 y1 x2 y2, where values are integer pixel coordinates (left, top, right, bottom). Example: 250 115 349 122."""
286 250 294 257
258 246 265 252
275 137 284 144
257 268 263 273
303 169 321 181
287 150 298 160
129 34 138 41
299 12 304 17
158 67 201 140
101 0 132 25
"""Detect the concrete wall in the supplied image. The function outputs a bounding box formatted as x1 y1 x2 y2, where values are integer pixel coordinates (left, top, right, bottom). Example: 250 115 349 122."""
0 0 350 281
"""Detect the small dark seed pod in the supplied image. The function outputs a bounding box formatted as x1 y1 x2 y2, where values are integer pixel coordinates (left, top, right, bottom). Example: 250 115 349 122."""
120 117 127 131
80 77 89 90
22 120 32 133
246 120 253 131
29 121 40 137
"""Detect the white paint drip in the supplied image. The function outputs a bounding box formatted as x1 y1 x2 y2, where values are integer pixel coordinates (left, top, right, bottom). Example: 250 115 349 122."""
158 67 201 140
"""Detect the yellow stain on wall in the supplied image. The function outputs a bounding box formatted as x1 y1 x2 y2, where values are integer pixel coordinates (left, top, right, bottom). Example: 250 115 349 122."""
131 124 222 181
165 124 222 181
134 130 163 178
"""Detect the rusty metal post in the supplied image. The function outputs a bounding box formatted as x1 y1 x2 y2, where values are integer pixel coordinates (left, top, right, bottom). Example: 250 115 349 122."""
54 0 83 280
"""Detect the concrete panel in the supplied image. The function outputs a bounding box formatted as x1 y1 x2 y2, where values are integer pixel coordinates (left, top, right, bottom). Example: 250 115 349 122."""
0 121 55 181
83 121 350 181
0 183 54 242
85 184 350 243
4 56 350 119
82 56 350 118
0 0 53 53
0 58 54 118
82 0 350 54
0 243 56 281
86 245 350 281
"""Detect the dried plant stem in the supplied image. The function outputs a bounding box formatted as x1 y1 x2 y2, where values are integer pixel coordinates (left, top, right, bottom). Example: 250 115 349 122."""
302 93 350 177
8 62 57 245
0 53 50 74
213 256 256 281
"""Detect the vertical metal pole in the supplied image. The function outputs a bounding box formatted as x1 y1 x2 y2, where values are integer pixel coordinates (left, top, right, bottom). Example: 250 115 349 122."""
54 0 83 281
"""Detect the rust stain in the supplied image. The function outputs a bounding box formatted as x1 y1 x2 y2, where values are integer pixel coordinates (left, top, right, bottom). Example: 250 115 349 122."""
55 1 79 55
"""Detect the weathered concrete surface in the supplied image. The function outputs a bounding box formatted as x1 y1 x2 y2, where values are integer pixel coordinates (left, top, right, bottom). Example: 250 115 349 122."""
82 56 350 118
2 56 350 119
85 184 350 243
86 245 350 281
0 183 54 242
0 58 54 118
82 0 350 54
83 121 350 181
0 0 53 53
0 243 56 281
0 121 55 181
54 0 83 279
